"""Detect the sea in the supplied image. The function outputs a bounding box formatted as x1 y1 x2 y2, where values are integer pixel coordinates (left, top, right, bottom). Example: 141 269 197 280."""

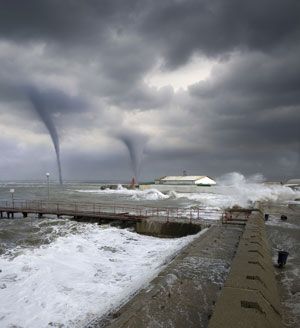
0 174 299 327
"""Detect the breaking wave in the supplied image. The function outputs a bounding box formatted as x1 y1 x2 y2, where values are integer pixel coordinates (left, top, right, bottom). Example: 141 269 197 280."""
76 185 168 201
76 173 299 209
0 224 203 327
163 173 300 209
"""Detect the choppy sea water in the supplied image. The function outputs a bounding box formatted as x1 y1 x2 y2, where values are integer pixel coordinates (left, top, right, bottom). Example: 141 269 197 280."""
0 179 299 327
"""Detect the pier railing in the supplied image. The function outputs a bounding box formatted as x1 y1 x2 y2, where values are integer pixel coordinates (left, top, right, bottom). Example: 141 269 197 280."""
0 200 222 221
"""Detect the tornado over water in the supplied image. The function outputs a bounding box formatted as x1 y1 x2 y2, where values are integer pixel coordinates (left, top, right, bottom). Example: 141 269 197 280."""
117 131 149 182
27 88 63 184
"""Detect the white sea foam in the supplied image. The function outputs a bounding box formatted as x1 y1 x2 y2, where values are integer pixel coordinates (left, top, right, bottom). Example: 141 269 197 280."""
174 173 300 209
76 173 300 211
0 224 203 328
217 172 300 206
76 185 168 201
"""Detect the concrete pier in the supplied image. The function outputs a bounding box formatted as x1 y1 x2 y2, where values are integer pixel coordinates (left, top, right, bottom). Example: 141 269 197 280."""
209 212 282 328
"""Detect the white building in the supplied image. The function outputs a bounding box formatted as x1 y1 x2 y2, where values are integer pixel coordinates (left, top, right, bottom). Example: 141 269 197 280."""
156 176 216 186
139 175 218 193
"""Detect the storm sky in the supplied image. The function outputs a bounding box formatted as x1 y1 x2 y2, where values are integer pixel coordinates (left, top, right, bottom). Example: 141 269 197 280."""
0 0 299 182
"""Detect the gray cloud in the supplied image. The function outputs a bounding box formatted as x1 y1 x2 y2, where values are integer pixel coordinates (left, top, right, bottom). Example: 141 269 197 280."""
188 51 300 148
0 0 299 181
140 0 300 67
0 1 138 43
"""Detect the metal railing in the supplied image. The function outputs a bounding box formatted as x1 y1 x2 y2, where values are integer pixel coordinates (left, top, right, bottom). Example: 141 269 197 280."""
0 199 222 222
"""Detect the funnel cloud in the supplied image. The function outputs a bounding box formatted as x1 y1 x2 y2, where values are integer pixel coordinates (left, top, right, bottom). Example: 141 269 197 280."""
27 87 63 184
117 131 149 182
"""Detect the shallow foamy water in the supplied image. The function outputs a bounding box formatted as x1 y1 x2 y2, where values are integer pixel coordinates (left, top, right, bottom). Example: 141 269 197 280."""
0 223 201 328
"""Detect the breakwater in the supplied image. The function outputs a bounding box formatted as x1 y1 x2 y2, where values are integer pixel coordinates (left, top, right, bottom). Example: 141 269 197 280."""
209 211 282 328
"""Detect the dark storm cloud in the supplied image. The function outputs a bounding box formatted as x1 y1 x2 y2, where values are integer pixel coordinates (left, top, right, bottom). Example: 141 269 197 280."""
0 0 138 43
1 0 298 67
188 50 300 147
141 0 300 67
24 86 86 114
184 63 300 178
0 0 299 181
189 50 300 109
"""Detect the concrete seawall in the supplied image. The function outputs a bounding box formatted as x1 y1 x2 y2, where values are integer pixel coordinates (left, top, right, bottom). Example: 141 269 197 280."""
208 212 282 328
135 220 202 238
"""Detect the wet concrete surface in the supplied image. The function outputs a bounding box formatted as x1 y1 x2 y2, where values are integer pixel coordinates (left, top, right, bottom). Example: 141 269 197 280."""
209 211 282 328
263 203 300 328
91 224 243 328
